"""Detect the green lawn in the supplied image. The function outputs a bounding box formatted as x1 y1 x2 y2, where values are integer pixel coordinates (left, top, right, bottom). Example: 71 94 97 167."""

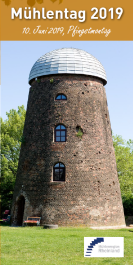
1 226 133 265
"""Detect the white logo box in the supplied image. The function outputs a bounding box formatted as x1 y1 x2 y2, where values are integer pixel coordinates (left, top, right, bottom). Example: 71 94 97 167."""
84 237 124 257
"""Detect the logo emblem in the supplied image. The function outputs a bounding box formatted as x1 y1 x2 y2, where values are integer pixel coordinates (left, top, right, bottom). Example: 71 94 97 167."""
85 238 104 257
84 237 124 257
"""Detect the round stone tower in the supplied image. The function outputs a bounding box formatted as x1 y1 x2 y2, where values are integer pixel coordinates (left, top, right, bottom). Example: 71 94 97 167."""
11 48 125 227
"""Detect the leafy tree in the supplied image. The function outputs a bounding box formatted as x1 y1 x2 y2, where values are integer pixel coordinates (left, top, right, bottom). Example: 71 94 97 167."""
1 106 26 215
113 135 133 215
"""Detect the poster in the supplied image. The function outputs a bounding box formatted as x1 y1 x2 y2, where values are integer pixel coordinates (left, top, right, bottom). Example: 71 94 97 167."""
1 0 133 264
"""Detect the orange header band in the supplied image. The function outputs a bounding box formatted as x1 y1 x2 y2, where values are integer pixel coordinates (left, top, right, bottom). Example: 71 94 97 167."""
0 0 133 40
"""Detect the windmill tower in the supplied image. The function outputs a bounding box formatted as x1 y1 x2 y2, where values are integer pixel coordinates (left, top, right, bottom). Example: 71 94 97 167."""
11 48 125 227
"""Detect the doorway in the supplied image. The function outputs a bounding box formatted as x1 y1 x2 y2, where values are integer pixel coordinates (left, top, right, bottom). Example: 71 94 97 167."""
16 195 25 226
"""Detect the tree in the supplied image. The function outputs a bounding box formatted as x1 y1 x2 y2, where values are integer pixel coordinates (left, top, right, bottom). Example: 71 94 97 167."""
1 106 26 214
113 135 133 215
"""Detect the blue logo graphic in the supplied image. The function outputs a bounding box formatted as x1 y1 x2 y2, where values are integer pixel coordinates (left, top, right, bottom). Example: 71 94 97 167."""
85 238 104 256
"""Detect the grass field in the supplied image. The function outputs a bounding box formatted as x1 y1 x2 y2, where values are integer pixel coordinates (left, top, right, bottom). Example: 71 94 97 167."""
1 226 133 265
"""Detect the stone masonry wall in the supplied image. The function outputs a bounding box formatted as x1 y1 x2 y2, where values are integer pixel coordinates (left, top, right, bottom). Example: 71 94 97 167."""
11 74 125 227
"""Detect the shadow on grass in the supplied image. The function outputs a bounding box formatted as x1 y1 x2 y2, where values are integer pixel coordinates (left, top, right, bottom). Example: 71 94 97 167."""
0 222 11 227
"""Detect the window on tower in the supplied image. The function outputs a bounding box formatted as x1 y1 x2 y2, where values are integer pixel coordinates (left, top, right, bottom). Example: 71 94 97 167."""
55 125 66 142
53 163 65 181
55 94 67 100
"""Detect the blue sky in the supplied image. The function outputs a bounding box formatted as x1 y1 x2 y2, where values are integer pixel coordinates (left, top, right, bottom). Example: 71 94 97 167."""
1 41 133 141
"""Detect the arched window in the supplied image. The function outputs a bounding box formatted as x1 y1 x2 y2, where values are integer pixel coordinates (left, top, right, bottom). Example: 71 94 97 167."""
53 163 65 181
55 94 67 100
55 125 66 142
